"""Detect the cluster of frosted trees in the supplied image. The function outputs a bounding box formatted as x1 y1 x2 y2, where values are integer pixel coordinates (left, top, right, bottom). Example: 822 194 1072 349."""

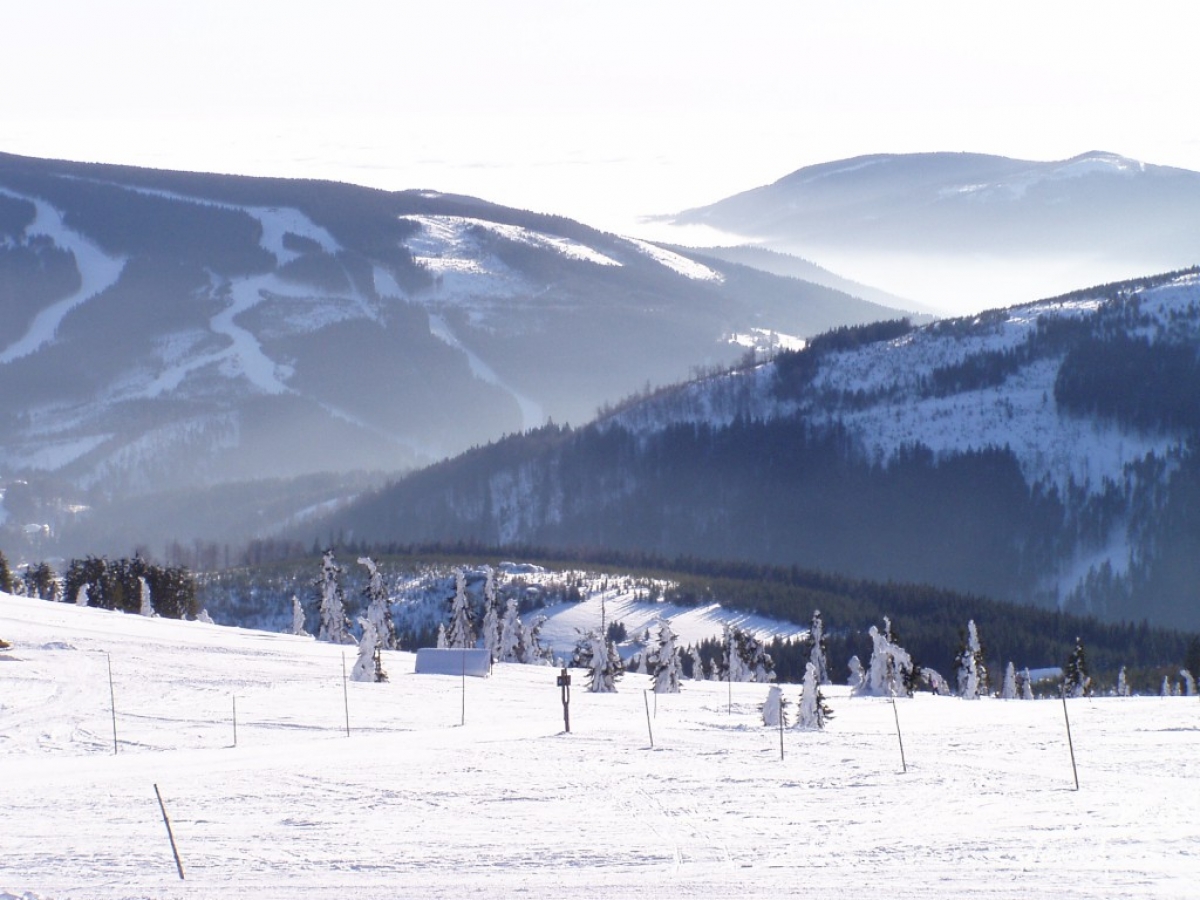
437 565 553 666
298 556 558 683
574 619 778 694
292 550 396 683
846 616 1096 701
293 553 1163 701
763 610 834 729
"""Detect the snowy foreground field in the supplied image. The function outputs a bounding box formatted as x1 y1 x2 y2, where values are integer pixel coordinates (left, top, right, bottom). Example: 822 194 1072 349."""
2 593 1198 900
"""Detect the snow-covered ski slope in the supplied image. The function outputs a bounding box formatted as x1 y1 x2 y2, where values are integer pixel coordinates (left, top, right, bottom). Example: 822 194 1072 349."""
2 592 1197 899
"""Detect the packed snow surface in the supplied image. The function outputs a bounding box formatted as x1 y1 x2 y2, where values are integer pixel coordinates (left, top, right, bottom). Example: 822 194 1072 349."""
402 214 620 274
624 238 723 282
2 592 1197 899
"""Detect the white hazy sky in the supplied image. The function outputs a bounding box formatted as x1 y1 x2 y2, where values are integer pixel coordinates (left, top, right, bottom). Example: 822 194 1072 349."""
4 0 1200 238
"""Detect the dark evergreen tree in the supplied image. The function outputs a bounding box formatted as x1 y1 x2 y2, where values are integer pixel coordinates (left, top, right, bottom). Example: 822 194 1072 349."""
24 562 58 600
955 619 988 699
1185 636 1200 684
0 549 12 594
809 609 830 684
1064 636 1091 698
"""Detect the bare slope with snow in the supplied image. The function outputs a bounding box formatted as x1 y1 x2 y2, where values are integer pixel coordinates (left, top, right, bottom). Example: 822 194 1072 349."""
2 592 1198 899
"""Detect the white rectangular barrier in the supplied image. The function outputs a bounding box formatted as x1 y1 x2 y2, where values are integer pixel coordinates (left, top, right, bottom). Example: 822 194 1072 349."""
414 648 492 677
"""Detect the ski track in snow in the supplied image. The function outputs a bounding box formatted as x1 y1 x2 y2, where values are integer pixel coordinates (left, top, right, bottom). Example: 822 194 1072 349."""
207 273 293 395
95 181 343 265
0 189 127 365
2 591 1198 899
427 313 544 431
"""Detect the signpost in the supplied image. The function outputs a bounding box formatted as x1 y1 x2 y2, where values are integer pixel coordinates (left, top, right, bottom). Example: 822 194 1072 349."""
557 668 572 733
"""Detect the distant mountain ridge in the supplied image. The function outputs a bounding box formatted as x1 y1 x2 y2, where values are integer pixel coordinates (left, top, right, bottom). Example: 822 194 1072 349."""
313 268 1200 631
673 151 1200 312
0 151 912 552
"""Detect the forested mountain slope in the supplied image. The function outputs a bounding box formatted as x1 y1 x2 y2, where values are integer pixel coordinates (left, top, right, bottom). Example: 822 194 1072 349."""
317 269 1200 631
0 152 908 552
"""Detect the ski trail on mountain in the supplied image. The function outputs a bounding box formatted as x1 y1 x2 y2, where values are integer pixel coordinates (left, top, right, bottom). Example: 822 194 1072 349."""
428 313 544 430
0 189 127 365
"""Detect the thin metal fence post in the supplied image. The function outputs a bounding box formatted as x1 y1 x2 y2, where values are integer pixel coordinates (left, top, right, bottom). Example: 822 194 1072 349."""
342 652 350 737
153 784 185 880
1061 688 1080 790
891 694 907 773
106 652 118 755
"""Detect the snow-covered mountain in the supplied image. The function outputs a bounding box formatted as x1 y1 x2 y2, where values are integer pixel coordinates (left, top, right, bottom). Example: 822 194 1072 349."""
672 151 1200 314
317 268 1200 631
0 152 914 552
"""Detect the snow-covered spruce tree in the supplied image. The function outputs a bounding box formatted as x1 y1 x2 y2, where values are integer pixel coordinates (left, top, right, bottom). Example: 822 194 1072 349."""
480 566 501 659
921 667 952 696
358 556 396 650
720 625 741 682
1000 661 1017 700
1064 636 1091 698
1115 665 1130 697
762 685 787 727
1019 667 1034 700
75 583 90 607
956 620 987 699
796 661 833 730
1180 669 1196 697
498 596 524 663
350 617 387 683
809 609 830 685
745 631 775 682
652 619 683 693
847 655 864 690
856 618 914 697
1161 676 1172 697
523 614 551 664
436 623 448 649
578 630 622 693
290 595 308 636
570 631 592 668
690 646 705 681
723 625 774 683
446 568 476 649
316 550 353 644
138 576 155 617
